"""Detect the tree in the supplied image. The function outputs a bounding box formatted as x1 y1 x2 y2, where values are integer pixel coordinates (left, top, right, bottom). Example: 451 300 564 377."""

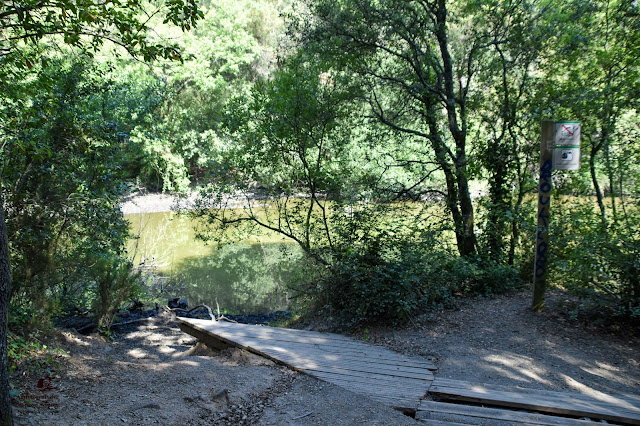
0 194 11 426
468 0 548 263
537 0 640 315
191 55 366 265
0 1 202 423
542 0 640 230
0 0 201 61
299 0 489 257
126 0 282 191
2 57 135 311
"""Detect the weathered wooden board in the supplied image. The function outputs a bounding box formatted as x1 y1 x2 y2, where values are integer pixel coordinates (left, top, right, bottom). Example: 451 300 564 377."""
417 419 467 426
417 400 596 425
223 344 434 380
178 317 435 413
428 378 640 425
202 320 436 369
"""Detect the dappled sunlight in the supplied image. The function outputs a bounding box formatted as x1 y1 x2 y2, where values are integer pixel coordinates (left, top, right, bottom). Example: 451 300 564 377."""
127 348 149 359
594 360 623 371
551 352 583 365
580 364 624 383
560 375 640 408
482 353 554 387
158 345 177 354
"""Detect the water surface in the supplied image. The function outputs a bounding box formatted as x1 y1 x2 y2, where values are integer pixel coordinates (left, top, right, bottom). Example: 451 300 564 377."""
126 211 301 314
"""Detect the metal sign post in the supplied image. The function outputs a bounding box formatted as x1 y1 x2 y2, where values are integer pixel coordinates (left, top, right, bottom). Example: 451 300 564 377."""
532 120 581 311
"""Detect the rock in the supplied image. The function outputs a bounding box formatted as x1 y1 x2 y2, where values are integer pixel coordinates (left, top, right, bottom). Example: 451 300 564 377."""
168 297 188 310
128 300 144 311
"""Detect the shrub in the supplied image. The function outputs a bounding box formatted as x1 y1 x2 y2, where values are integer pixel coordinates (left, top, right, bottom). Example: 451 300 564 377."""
305 230 522 327
90 257 142 331
549 197 640 321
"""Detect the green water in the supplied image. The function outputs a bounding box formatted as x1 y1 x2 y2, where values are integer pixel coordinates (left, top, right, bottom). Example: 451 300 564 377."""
125 211 301 314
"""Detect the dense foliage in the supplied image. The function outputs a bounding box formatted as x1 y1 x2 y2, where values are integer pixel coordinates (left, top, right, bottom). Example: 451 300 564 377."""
186 0 639 325
0 0 204 421
1 0 639 419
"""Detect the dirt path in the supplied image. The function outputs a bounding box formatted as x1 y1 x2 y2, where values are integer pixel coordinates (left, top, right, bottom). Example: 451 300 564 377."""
368 289 640 398
11 312 416 426
11 290 640 425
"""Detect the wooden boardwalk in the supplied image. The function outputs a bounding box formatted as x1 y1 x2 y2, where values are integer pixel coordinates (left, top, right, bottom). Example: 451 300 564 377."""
178 318 640 424
178 317 436 412
423 378 640 425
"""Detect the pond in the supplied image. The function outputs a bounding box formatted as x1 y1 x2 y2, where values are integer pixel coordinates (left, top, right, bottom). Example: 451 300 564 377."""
125 211 302 314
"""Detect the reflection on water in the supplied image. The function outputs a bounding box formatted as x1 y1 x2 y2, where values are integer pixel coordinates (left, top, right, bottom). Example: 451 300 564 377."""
126 211 301 314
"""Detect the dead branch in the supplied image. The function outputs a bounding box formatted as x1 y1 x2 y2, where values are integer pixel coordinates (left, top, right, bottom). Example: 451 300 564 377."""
168 304 215 320
111 317 155 328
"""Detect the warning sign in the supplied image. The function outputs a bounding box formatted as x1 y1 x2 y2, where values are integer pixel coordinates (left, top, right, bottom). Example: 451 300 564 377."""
553 121 580 170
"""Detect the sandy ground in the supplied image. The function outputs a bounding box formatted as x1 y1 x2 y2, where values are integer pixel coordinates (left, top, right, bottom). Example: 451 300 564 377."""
10 312 417 426
10 290 640 425
368 290 640 397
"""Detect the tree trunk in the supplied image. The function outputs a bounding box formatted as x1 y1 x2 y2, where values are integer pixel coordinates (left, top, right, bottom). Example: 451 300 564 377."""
434 0 476 258
0 193 13 425
486 157 510 261
456 168 477 257
590 137 607 231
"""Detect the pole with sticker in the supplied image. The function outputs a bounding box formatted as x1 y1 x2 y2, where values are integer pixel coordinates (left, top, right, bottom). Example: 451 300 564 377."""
533 120 581 311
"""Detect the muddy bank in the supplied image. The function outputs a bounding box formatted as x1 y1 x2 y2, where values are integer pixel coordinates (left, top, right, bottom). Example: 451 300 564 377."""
119 190 263 215
120 191 198 214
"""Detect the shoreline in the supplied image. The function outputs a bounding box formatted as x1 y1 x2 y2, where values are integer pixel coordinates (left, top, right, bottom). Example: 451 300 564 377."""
119 190 264 215
120 191 198 215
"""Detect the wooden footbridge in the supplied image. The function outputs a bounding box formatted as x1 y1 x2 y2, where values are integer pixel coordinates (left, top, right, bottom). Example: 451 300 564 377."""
178 318 640 425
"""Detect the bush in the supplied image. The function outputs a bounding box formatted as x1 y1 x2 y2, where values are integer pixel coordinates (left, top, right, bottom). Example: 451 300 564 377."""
306 230 522 327
90 257 142 331
549 197 640 321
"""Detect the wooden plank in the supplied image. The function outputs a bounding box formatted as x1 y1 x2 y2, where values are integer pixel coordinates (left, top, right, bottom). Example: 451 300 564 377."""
230 336 433 370
230 335 434 368
417 400 595 425
308 373 428 399
429 378 640 425
417 420 467 426
178 318 431 413
242 345 434 381
210 320 381 348
434 377 640 406
429 383 640 424
295 367 430 392
297 366 428 393
177 322 233 351
212 324 383 350
229 343 433 379
210 330 434 368
178 318 435 384
183 319 436 369
310 379 422 402
368 395 420 413
236 340 433 373
179 319 435 378
305 369 428 393
264 347 435 372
